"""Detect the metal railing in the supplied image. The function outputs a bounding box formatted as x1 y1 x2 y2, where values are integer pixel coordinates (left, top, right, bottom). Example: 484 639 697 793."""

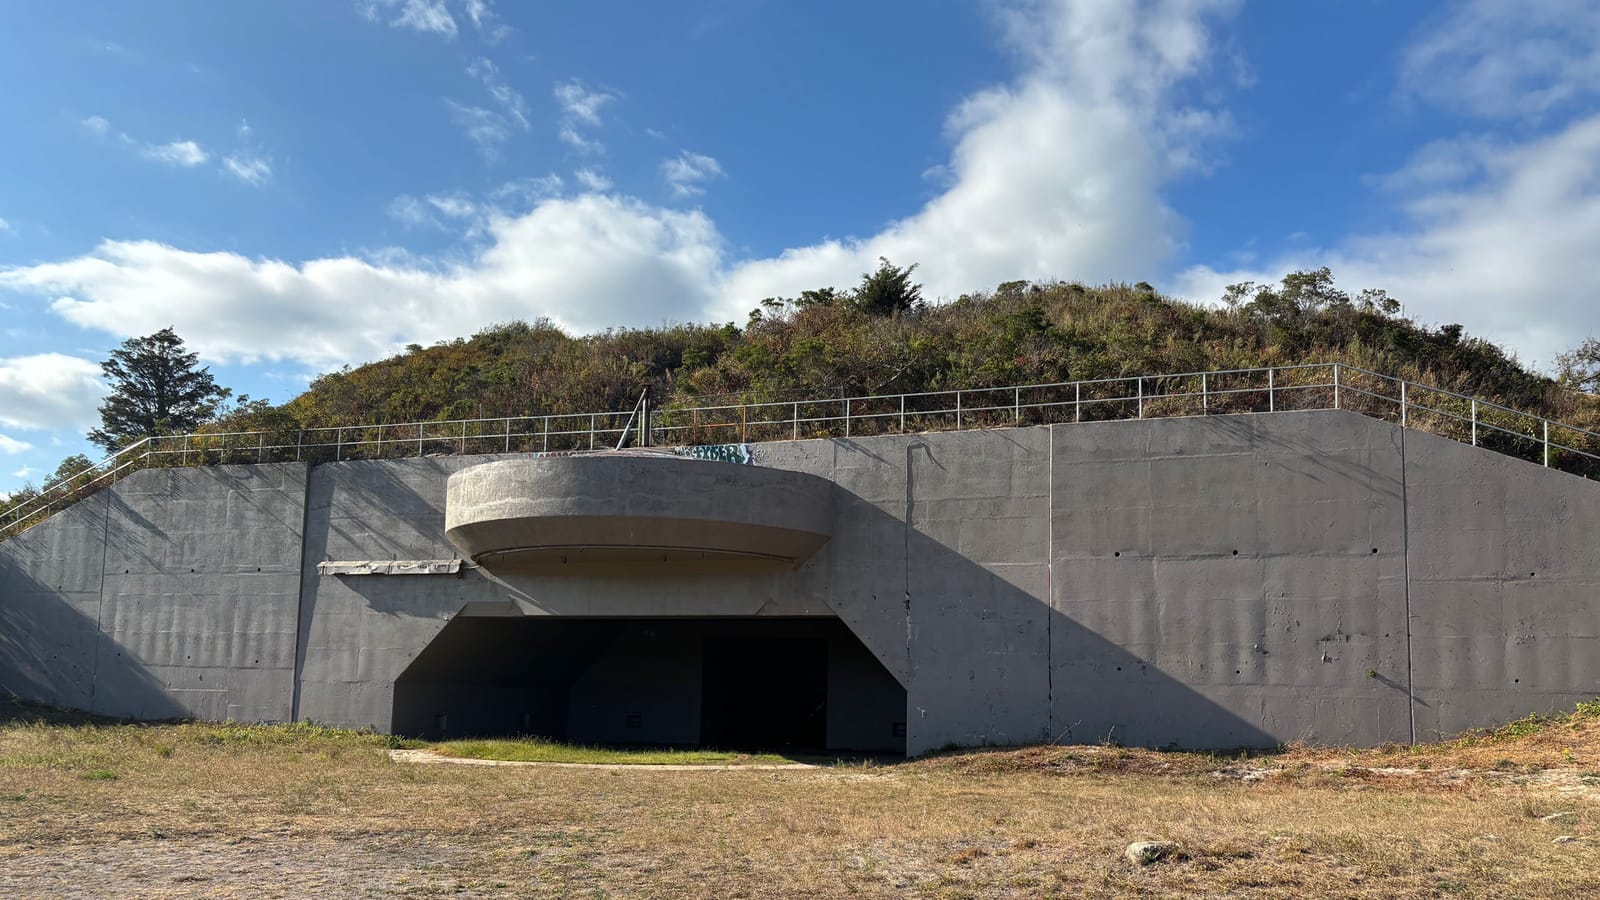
5 362 1599 538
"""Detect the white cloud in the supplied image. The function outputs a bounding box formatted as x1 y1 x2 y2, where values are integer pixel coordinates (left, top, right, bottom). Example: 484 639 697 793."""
490 175 564 210
553 80 616 154
466 56 529 130
427 193 477 218
553 80 614 127
1401 0 1600 119
661 151 724 198
1176 114 1600 370
142 140 208 167
0 354 106 432
10 466 38 479
360 0 457 37
222 154 272 186
7 0 1242 370
80 115 112 137
0 217 12 235
574 168 612 192
446 100 510 159
0 197 723 368
0 435 31 455
450 57 529 159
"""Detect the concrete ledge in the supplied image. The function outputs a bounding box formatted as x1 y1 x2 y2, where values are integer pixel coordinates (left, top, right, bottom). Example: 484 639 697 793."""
444 455 834 571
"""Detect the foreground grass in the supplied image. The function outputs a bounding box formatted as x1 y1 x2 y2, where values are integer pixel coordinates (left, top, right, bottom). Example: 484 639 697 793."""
432 737 810 766
3 699 1600 898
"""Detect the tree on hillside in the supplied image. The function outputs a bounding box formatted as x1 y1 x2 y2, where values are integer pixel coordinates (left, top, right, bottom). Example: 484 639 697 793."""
89 327 230 452
43 454 95 490
852 258 923 318
1557 338 1600 394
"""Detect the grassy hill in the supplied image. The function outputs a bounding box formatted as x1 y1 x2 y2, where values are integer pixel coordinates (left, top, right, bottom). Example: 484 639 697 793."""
232 266 1589 439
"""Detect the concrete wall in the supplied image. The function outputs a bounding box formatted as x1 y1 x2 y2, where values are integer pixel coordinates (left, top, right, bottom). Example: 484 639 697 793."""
6 409 1600 757
1 464 306 721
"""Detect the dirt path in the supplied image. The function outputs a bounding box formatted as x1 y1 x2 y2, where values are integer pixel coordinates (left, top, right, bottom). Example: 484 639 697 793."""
388 748 818 770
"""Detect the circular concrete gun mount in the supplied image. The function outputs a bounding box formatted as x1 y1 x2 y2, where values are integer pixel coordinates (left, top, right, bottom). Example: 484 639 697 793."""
445 455 835 572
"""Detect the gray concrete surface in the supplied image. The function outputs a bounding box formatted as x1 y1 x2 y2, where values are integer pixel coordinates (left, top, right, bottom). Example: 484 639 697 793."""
445 455 835 568
4 409 1599 756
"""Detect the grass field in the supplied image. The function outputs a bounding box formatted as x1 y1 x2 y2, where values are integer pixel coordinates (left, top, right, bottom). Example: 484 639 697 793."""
3 698 1600 898
430 737 815 766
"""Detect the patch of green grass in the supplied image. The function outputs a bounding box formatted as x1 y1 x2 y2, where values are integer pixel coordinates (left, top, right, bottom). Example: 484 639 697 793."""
81 769 118 781
429 737 816 766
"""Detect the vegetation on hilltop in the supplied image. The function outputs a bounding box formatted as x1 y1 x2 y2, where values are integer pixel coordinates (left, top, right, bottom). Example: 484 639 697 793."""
265 263 1590 435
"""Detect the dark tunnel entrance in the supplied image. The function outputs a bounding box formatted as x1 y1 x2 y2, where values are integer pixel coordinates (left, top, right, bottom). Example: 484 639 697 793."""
393 617 906 755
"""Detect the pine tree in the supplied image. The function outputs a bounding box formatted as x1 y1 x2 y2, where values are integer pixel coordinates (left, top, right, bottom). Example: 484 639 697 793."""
88 328 229 452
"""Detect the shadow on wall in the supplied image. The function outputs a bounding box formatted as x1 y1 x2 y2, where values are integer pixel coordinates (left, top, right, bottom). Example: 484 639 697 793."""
0 560 189 722
832 425 1280 749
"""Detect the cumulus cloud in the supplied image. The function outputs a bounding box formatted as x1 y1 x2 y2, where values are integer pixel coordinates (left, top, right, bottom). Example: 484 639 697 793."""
0 354 106 433
0 217 12 235
0 197 723 368
6 0 1242 369
1401 0 1600 119
661 151 724 198
0 435 31 455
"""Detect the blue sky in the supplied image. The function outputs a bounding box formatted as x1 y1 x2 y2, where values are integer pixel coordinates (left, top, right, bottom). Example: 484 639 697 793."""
1 0 1598 494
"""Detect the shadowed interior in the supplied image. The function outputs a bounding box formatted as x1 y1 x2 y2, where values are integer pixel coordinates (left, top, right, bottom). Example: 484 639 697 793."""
392 617 906 754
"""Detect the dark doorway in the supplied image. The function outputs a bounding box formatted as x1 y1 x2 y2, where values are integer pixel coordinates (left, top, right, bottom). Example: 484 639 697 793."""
700 637 827 750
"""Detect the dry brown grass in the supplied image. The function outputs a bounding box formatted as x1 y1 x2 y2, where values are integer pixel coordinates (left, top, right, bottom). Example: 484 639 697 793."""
3 701 1600 898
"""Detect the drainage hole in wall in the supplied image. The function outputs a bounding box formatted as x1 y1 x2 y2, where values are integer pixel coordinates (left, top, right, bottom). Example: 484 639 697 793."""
1530 572 1537 578
1236 669 1242 675
1116 666 1122 671
1515 678 1520 683
1114 551 1120 558
1371 548 1379 554
1232 549 1239 556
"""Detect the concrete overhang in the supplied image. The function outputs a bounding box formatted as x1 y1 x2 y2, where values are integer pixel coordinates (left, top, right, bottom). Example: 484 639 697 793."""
444 455 835 572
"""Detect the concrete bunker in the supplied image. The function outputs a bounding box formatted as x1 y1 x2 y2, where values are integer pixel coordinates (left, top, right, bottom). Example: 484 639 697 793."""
391 617 907 754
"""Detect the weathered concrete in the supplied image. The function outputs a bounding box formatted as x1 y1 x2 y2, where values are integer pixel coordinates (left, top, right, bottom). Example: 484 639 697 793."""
5 409 1600 756
445 455 835 569
1 464 307 722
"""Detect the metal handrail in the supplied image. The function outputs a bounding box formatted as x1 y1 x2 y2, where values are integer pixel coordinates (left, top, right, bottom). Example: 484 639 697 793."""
5 362 1599 537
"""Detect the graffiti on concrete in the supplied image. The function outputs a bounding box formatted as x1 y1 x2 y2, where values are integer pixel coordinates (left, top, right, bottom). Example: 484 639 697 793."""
671 443 756 465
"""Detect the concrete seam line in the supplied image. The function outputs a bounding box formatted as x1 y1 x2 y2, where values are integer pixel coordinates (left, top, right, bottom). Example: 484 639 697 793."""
1400 425 1416 745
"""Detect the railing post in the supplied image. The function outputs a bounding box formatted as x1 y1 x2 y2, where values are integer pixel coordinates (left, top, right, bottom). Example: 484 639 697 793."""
741 404 748 443
461 420 468 454
183 434 190 466
589 414 596 450
1075 381 1081 423
900 394 906 433
296 430 303 463
1333 364 1340 410
336 428 343 462
793 402 800 441
258 431 265 462
417 425 424 458
956 391 963 429
844 398 851 438
542 416 549 453
1014 387 1021 424
1400 381 1408 428
1268 368 1275 413
1471 400 1478 446
1202 372 1208 414
1544 419 1550 467
1137 378 1144 419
